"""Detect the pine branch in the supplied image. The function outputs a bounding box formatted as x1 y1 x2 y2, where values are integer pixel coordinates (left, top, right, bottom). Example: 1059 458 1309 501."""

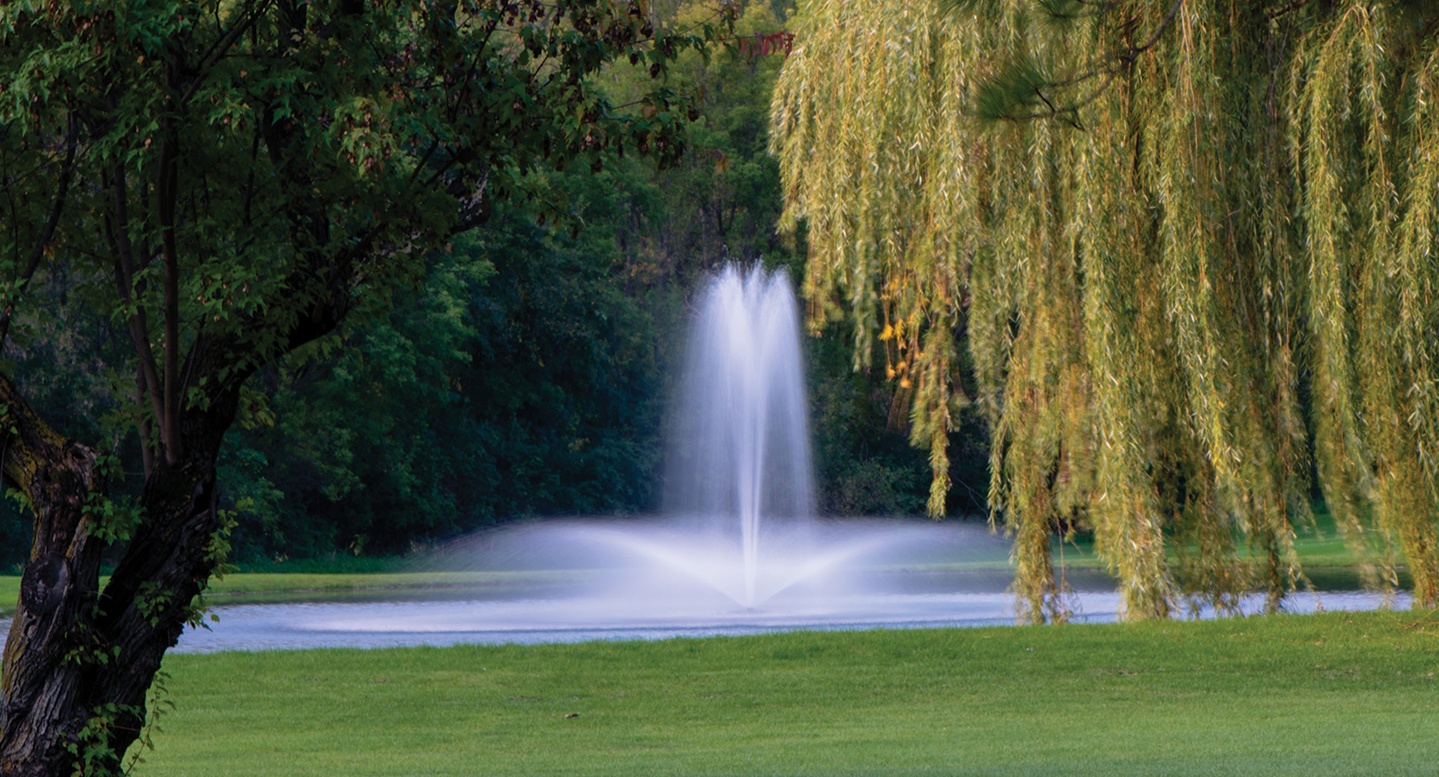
975 0 1185 125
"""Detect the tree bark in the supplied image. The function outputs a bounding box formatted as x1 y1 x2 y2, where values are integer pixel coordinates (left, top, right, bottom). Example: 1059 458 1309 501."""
0 376 106 776
0 335 261 776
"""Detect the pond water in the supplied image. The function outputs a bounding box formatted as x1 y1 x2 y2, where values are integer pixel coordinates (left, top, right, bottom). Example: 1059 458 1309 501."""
161 587 1406 653
0 577 1412 655
0 558 1415 656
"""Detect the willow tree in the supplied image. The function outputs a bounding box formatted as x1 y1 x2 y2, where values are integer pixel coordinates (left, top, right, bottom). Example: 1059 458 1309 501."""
771 0 1439 622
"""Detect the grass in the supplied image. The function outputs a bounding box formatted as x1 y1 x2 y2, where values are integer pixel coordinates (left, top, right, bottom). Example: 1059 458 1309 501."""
0 575 15 616
228 555 418 575
0 572 507 618
133 609 1439 776
1045 503 1367 574
204 570 581 596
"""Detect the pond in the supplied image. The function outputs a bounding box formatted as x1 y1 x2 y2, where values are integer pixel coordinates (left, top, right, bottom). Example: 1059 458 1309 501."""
163 586 1406 653
0 566 1408 655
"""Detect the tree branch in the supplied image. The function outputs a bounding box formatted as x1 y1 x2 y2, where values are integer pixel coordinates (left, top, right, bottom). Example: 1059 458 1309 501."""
0 114 79 349
110 161 166 445
1266 0 1317 21
180 0 277 107
990 0 1184 124
159 60 184 465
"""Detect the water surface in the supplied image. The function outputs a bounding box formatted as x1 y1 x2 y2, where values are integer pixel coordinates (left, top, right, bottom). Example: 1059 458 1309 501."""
167 582 1407 653
0 578 1411 655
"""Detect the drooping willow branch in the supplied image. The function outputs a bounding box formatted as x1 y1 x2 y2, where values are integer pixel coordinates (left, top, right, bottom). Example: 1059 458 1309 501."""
772 0 1439 622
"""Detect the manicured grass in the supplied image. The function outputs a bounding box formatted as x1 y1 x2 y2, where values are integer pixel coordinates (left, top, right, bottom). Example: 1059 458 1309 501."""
135 610 1439 776
204 571 579 596
229 555 418 575
0 572 518 617
1047 504 1365 573
0 575 15 616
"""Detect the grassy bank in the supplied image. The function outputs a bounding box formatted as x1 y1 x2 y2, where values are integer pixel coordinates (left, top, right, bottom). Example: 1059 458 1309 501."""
1048 504 1356 571
135 610 1439 776
0 573 514 618
0 576 14 616
202 571 582 596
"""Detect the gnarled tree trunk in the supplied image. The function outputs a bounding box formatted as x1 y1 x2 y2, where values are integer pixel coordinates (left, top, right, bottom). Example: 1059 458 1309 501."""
1 374 106 776
0 349 253 776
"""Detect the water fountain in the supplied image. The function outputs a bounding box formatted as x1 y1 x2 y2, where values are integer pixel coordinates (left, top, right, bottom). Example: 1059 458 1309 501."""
159 266 1029 652
508 264 987 611
665 264 815 606
151 265 1402 654
452 264 978 612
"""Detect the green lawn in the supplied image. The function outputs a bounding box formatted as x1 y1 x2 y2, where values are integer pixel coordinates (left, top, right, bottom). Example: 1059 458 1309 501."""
133 609 1439 776
0 572 532 618
1045 504 1365 573
203 570 581 596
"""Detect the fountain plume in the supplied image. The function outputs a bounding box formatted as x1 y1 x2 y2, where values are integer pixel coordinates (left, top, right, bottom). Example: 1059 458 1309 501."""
664 265 814 605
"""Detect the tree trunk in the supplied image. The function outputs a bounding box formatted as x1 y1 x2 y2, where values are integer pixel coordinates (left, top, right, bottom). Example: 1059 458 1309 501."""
0 366 241 776
0 376 107 776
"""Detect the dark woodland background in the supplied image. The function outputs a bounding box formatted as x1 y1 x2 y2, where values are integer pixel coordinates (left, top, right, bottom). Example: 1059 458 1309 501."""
0 3 987 572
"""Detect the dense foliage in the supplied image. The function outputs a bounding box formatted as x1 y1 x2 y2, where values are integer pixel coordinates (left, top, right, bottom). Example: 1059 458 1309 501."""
771 0 1439 622
212 0 976 566
219 218 670 563
0 1 978 580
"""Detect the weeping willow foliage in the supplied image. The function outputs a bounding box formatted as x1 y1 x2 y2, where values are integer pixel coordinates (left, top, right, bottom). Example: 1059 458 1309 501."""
771 0 1439 621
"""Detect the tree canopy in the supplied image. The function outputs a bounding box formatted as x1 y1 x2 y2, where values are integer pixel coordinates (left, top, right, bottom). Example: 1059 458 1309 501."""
771 0 1439 622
